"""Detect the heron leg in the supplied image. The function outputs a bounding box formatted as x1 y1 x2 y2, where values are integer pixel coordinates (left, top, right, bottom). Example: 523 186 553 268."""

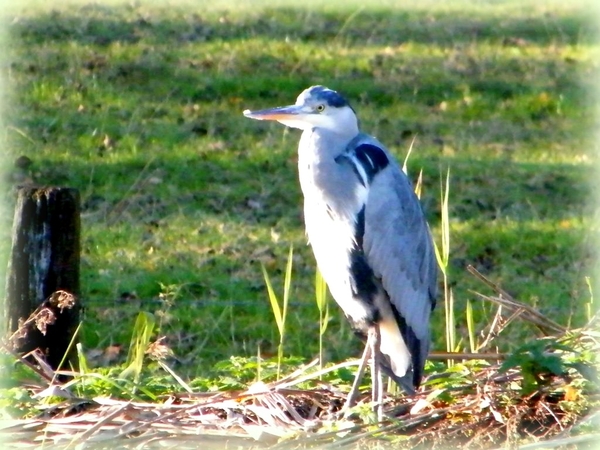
370 325 384 422
341 339 371 416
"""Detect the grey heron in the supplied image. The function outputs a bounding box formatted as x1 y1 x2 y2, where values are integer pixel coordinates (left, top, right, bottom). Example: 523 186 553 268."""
243 86 437 419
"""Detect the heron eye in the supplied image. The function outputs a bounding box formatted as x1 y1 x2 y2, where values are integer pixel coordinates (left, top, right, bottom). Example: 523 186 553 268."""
316 104 326 112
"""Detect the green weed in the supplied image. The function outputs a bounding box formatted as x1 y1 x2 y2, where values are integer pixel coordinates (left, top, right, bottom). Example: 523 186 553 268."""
466 299 477 353
261 245 294 380
434 169 455 362
120 311 156 386
315 267 330 375
499 337 592 396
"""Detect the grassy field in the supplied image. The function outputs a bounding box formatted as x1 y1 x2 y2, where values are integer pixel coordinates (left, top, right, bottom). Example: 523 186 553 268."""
2 0 598 384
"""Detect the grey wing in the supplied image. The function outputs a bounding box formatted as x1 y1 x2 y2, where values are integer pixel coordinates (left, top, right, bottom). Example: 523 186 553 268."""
363 164 437 379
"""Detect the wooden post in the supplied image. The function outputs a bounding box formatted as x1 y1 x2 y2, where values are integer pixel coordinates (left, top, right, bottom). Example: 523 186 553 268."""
5 187 81 371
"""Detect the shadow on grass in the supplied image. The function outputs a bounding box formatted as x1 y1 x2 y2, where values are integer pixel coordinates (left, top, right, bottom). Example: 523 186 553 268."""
56 153 591 292
9 1 595 103
10 3 597 47
17 149 591 225
8 3 592 169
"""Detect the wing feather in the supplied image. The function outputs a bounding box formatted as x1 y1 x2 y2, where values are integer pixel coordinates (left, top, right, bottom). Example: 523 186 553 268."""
341 135 437 389
364 165 437 336
362 155 437 386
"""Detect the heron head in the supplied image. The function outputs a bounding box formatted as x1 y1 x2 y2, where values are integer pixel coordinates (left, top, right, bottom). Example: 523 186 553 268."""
243 85 359 136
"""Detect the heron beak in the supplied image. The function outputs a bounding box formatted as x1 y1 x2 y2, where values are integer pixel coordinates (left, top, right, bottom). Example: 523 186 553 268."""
243 105 306 121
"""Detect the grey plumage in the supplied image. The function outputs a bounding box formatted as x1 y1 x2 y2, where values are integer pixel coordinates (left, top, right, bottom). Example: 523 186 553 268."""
243 85 437 400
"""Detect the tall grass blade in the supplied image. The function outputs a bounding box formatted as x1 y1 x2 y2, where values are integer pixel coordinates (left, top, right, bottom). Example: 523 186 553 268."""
440 168 451 267
446 288 456 358
261 245 294 379
76 342 89 375
585 276 594 323
261 265 283 335
409 153 454 365
434 168 454 365
414 169 424 199
433 170 451 277
39 321 83 387
50 321 82 385
120 312 155 384
75 342 89 397
433 242 446 278
402 135 418 175
315 268 330 374
334 6 366 43
466 299 477 353
157 361 194 394
282 245 293 333
257 345 262 382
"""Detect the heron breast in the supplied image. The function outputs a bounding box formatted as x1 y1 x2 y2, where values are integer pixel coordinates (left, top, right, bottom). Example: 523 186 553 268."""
303 197 375 322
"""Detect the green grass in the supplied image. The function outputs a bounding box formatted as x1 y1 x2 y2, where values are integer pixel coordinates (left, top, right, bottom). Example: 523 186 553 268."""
1 0 598 381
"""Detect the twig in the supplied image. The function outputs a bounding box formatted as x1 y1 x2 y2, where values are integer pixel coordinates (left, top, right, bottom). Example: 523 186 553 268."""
0 343 54 382
428 352 508 361
538 401 564 431
478 305 505 350
468 265 566 335
275 359 359 390
467 265 513 299
472 291 566 335
68 404 130 445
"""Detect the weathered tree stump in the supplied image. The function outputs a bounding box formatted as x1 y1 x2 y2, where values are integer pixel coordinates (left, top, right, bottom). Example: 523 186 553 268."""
5 187 81 371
